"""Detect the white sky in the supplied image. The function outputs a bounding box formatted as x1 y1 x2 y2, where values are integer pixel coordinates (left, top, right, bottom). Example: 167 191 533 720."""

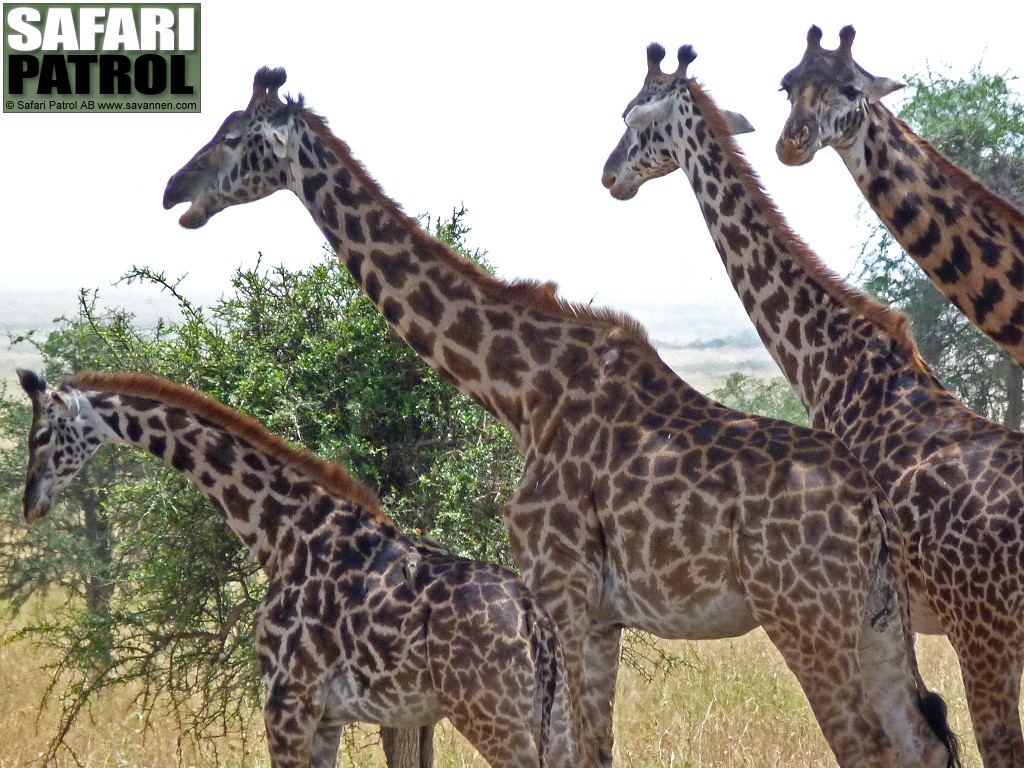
2 1 1021 378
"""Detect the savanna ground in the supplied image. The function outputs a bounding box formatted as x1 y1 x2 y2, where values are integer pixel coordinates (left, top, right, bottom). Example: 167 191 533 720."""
0 597 986 768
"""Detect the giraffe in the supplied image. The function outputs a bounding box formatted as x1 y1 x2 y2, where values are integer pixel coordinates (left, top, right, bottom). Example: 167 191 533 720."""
16 368 576 768
161 65 961 768
601 41 1022 768
776 24 1024 368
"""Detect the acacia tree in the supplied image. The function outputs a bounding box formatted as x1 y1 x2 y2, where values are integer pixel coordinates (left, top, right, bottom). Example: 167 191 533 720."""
854 65 1024 426
0 209 520 762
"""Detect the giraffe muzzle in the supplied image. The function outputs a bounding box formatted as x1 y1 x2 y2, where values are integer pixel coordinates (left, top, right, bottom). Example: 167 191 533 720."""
601 170 640 201
24 493 51 524
163 171 217 229
776 135 815 166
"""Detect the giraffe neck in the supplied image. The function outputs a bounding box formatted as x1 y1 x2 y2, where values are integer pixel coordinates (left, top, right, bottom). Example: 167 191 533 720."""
673 83 915 418
672 82 980 482
838 101 1024 365
76 375 398 574
278 107 616 450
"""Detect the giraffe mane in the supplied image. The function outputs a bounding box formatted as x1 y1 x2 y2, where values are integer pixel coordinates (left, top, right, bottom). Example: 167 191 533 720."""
686 79 926 363
295 104 650 345
71 371 387 521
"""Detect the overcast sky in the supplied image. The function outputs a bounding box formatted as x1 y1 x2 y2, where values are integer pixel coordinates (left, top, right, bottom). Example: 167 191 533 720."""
3 1 1020 382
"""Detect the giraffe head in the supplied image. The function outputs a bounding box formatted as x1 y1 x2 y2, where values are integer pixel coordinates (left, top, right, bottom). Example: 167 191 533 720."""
601 44 753 200
17 370 101 523
163 66 294 228
776 25 904 166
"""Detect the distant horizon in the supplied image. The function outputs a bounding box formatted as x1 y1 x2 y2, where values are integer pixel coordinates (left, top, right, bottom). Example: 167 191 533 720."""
0 278 778 395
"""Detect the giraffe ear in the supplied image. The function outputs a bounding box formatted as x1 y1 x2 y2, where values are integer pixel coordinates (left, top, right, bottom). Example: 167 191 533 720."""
17 368 46 399
269 124 290 159
721 109 754 136
863 76 904 104
50 390 81 421
624 96 673 130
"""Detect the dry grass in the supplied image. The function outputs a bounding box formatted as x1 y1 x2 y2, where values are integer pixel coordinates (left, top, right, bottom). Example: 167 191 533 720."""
612 633 981 768
0 600 266 768
0 606 989 768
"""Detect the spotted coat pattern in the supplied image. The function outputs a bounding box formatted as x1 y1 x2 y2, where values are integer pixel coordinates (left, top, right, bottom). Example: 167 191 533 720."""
777 24 1024 369
17 369 576 768
603 41 1021 768
163 66 962 768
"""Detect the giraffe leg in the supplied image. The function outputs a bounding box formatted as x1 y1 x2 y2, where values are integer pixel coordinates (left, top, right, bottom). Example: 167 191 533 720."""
523 579 610 768
737 508 898 768
857 599 952 768
520 595 617 768
506 490 605 768
447 716 539 768
311 716 345 768
954 642 1024 768
540 648 581 768
425 596 540 768
443 635 577 768
380 726 435 768
262 681 322 768
854 537 958 768
759 613 897 768
579 625 622 768
922 551 1024 768
436 648 539 768
256 610 327 768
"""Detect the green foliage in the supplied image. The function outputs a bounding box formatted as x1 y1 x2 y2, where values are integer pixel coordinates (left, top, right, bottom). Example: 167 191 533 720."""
709 372 808 427
854 63 1024 426
899 66 1024 179
1 207 520 761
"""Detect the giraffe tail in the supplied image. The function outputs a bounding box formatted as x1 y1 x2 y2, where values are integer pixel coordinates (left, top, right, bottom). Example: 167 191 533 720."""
917 691 962 768
876 501 962 768
534 615 558 768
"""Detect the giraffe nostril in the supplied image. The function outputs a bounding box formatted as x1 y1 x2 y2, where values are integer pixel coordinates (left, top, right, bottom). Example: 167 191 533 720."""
601 171 617 190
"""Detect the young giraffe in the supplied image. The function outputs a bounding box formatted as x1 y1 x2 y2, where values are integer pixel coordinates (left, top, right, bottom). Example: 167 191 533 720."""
776 24 1024 368
16 368 576 768
164 66 959 768
602 41 1024 768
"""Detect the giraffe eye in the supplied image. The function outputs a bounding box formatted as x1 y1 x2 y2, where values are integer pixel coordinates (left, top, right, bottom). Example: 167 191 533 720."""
224 132 242 149
841 86 862 101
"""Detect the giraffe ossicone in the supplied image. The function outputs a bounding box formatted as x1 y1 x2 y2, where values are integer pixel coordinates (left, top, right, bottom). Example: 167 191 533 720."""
18 368 577 768
165 64 959 768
